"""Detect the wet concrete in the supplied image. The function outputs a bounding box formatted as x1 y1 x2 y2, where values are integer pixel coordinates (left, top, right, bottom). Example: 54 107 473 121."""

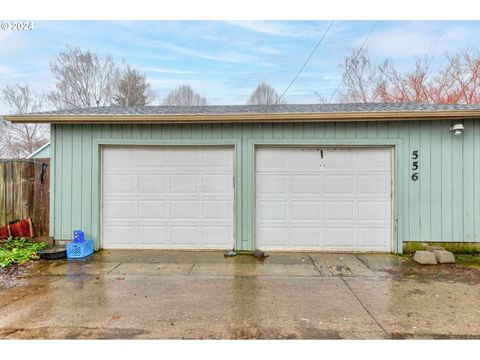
0 250 479 339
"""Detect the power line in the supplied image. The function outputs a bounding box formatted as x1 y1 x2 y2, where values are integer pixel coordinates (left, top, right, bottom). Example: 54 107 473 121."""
329 20 377 103
425 24 447 68
276 20 335 104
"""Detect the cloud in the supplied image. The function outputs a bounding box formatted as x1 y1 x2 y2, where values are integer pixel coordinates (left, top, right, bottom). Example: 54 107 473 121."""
142 66 196 75
153 40 256 64
227 21 319 38
255 46 283 55
0 65 27 80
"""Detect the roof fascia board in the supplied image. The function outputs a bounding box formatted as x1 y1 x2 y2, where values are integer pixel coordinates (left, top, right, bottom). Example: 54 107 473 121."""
4 110 479 124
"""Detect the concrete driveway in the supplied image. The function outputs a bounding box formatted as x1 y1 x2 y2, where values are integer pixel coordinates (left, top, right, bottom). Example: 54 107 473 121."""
0 250 479 339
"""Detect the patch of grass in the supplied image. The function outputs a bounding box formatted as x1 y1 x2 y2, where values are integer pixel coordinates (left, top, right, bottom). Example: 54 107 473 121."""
0 237 49 268
403 242 480 254
455 254 480 269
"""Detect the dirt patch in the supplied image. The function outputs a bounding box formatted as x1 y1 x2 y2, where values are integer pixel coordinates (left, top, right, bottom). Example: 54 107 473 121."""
384 256 480 284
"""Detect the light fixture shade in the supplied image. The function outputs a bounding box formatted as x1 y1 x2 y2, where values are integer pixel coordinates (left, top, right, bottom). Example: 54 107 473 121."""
450 123 464 135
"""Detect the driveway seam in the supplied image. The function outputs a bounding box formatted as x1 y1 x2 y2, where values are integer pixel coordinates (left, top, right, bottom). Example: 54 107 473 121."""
105 263 122 275
353 254 373 270
341 277 390 338
307 254 323 276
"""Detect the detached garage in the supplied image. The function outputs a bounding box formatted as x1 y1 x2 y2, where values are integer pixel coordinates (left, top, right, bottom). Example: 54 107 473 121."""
5 103 480 253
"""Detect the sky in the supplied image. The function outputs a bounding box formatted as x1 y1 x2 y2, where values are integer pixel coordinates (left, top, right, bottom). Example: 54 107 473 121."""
1 20 480 112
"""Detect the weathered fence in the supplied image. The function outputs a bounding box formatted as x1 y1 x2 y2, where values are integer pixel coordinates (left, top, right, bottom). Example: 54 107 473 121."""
0 159 50 237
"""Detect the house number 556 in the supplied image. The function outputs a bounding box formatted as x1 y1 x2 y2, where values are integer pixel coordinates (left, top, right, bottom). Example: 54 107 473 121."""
411 150 419 181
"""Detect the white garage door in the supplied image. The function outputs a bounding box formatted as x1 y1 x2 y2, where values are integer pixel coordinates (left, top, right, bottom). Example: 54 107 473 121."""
102 146 234 249
255 147 392 252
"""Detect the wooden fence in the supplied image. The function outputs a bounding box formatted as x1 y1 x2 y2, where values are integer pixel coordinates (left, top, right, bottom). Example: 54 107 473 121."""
0 159 50 237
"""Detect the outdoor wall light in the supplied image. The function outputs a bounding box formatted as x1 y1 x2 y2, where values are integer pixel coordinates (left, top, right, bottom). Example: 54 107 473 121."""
450 123 464 136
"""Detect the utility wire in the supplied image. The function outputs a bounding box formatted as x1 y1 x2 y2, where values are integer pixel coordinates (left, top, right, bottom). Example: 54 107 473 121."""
425 24 447 68
276 20 335 104
329 20 377 103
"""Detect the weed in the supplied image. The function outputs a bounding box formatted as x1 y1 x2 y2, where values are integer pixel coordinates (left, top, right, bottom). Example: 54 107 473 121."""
0 237 49 267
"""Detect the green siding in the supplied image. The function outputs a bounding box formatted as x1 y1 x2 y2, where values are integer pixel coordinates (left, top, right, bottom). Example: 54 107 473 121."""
30 143 51 158
50 120 480 252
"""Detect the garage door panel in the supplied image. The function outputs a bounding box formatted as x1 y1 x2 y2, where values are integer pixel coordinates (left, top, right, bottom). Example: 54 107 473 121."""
170 200 199 219
292 175 322 194
292 228 322 247
291 202 322 221
256 174 288 195
169 174 198 193
325 201 354 221
257 201 288 221
137 175 167 193
169 149 198 167
170 226 198 245
102 146 234 249
202 149 232 168
324 149 354 169
358 174 390 194
202 226 233 246
256 147 392 251
104 174 135 193
137 148 166 168
358 201 389 221
138 226 168 245
104 200 136 220
291 149 321 169
358 227 389 248
324 228 355 248
325 175 354 195
256 148 288 169
103 147 136 168
138 200 166 219
202 174 231 193
357 148 390 170
104 225 137 245
256 227 289 247
203 200 232 219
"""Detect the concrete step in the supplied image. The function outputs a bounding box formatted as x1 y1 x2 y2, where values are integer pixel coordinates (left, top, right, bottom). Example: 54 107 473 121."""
413 251 437 265
433 250 455 264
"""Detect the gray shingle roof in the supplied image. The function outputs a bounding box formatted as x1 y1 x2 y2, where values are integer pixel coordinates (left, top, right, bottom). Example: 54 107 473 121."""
23 102 480 116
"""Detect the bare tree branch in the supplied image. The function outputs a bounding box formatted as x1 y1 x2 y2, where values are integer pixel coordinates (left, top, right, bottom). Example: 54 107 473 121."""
113 62 156 106
162 85 208 106
247 82 286 105
48 46 119 109
334 46 480 104
1 85 49 158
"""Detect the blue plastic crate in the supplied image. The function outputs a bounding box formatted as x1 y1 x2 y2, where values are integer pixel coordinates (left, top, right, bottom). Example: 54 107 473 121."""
73 230 85 243
66 239 94 258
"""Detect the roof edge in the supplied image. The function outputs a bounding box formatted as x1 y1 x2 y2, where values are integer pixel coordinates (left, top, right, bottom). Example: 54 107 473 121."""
27 142 50 159
4 110 480 124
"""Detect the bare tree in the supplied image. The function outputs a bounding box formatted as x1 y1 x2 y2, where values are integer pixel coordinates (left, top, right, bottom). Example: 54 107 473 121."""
49 46 119 109
247 82 286 105
337 47 380 103
333 47 480 104
1 85 49 158
113 62 155 106
162 85 208 106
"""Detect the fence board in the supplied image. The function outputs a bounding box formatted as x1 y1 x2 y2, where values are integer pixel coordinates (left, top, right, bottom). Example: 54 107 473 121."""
0 159 50 237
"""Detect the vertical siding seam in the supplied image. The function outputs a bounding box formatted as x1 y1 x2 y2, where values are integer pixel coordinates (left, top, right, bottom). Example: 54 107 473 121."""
419 122 422 240
429 122 432 240
440 124 443 241
80 127 83 228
